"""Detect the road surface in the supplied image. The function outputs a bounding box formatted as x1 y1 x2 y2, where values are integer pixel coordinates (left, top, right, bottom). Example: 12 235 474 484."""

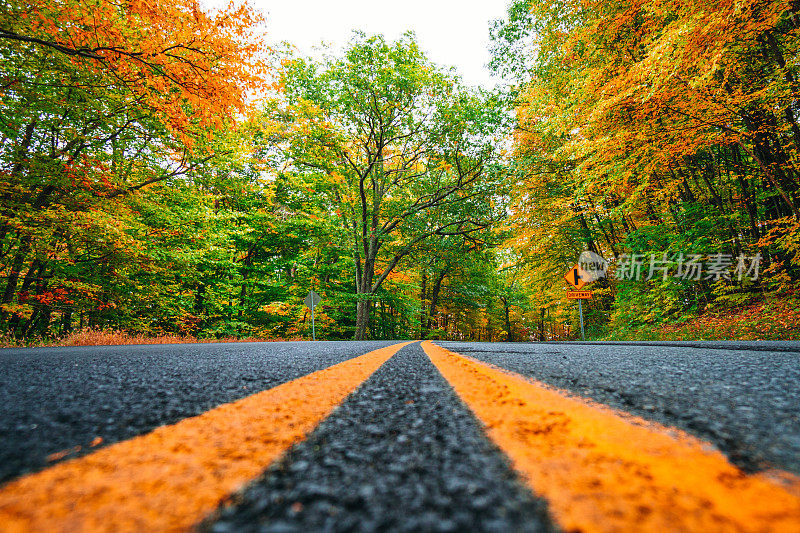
0 340 798 532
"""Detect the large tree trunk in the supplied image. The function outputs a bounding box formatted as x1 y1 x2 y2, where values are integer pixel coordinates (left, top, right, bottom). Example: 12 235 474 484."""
61 310 73 336
427 267 448 334
418 269 427 338
539 308 546 342
7 258 45 336
354 251 376 340
194 283 206 315
354 299 371 340
1 236 32 330
1 185 55 328
2 236 31 306
501 296 513 342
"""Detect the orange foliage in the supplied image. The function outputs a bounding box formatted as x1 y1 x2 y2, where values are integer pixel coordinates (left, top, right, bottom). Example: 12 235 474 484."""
656 292 800 340
4 0 271 144
519 0 793 199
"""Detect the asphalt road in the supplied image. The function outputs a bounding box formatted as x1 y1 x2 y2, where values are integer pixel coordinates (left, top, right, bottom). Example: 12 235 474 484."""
0 341 396 483
205 343 551 533
1 339 799 531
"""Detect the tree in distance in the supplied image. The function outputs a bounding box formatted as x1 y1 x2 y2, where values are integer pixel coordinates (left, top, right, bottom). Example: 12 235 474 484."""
272 33 506 339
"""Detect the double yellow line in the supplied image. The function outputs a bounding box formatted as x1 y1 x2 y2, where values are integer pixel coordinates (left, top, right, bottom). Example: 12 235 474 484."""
1 340 798 532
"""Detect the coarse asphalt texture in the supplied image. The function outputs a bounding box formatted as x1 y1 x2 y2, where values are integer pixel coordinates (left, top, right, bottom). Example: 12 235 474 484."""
440 341 800 476
203 342 552 533
2 338 799 532
0 340 397 483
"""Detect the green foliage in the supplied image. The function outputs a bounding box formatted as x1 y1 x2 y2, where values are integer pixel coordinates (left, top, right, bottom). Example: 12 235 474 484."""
272 32 509 339
0 19 521 342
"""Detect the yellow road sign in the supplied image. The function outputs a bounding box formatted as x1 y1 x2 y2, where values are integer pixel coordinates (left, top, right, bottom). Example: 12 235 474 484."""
566 291 592 299
564 266 586 290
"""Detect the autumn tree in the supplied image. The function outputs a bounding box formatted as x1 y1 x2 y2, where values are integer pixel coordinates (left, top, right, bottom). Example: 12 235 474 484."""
493 0 800 336
275 33 505 339
0 0 269 336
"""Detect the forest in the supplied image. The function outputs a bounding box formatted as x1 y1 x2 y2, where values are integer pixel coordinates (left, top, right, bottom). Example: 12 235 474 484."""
1 0 800 343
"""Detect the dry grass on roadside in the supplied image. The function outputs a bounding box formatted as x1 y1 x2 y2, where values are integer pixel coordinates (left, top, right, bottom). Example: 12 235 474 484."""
0 328 302 348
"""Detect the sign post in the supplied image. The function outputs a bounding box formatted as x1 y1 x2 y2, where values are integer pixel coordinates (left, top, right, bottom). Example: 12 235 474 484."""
304 291 322 340
564 266 590 341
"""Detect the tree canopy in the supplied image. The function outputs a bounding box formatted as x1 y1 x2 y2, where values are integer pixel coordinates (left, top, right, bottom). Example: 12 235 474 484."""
3 0 799 343
0 5 519 342
274 33 506 339
494 0 800 338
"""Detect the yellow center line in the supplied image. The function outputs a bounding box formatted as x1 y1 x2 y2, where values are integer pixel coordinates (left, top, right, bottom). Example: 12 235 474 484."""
0 342 412 533
422 341 800 532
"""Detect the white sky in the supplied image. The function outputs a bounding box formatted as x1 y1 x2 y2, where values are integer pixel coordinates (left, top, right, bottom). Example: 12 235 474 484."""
203 0 511 88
